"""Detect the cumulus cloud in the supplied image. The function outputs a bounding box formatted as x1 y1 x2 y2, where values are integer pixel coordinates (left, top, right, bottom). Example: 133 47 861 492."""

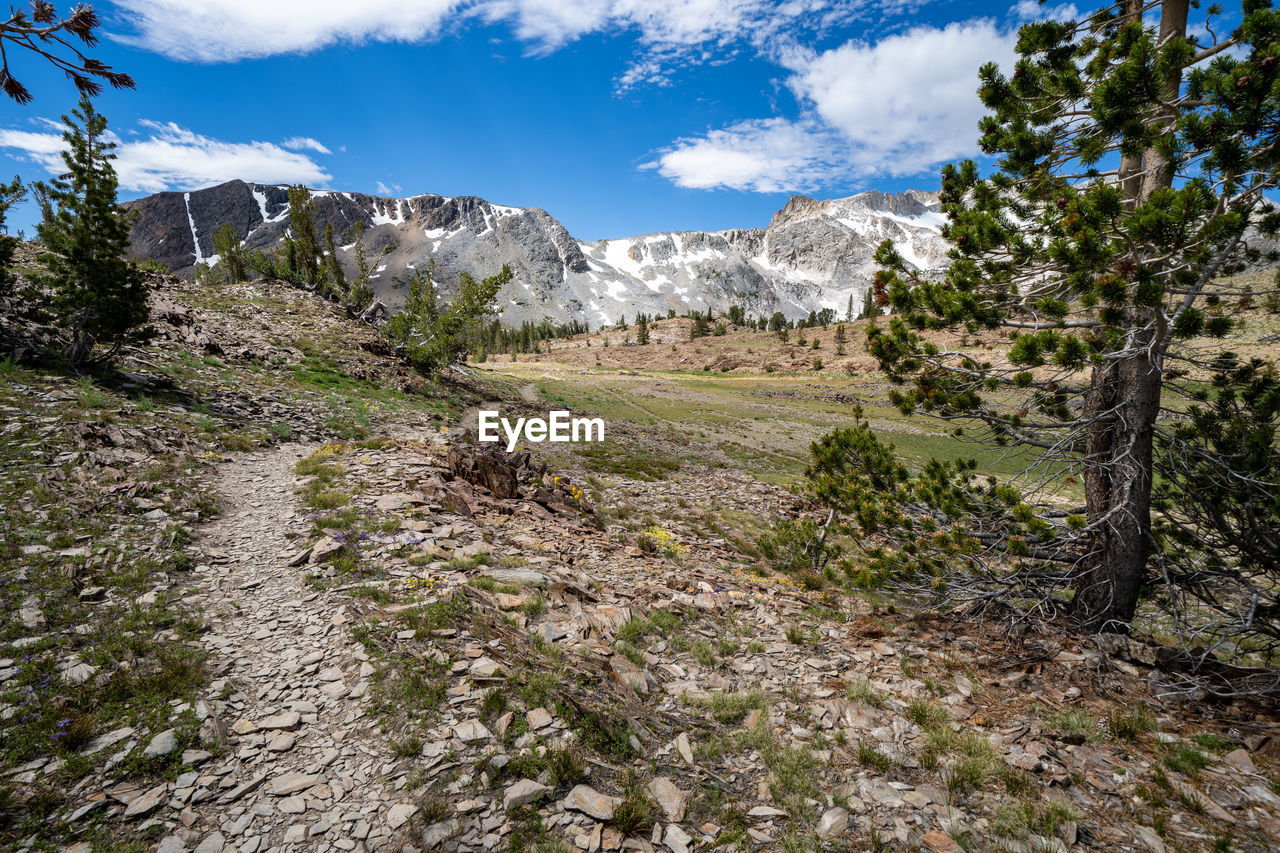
97 2 1042 195
648 19 1018 192
110 0 463 62
1012 1 1080 23
0 119 331 193
282 137 333 155
108 0 905 83
645 118 844 192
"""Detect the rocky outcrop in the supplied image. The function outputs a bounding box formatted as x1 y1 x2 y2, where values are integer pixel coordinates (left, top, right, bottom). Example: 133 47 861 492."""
124 181 951 325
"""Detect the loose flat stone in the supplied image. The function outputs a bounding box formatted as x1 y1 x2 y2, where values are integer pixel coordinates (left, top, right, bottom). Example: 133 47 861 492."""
562 785 619 821
1224 749 1256 774
266 732 296 752
816 807 849 839
526 708 553 730
193 831 225 853
61 662 97 685
310 537 344 564
453 720 491 743
82 726 134 756
387 803 418 829
504 779 551 810
664 824 693 853
155 835 187 853
230 719 258 735
647 778 686 822
675 732 693 764
421 819 461 848
482 568 550 588
259 711 301 731
747 806 787 819
78 586 106 602
218 772 268 804
321 681 349 699
145 729 178 758
123 784 169 819
469 657 504 679
278 796 306 814
921 830 964 853
269 772 322 796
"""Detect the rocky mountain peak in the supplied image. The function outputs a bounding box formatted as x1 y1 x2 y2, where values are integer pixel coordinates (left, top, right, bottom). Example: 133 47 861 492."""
125 181 951 326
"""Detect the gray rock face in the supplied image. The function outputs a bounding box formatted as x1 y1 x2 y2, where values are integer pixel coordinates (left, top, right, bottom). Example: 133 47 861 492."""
125 180 951 325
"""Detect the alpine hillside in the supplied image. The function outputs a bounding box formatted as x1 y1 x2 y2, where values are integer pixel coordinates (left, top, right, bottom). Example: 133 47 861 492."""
123 182 950 326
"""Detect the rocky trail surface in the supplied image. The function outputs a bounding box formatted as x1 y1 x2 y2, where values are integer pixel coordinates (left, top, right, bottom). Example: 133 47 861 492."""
125 443 427 852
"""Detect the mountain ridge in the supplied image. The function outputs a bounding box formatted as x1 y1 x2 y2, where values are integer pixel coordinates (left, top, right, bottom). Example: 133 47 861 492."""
123 180 951 325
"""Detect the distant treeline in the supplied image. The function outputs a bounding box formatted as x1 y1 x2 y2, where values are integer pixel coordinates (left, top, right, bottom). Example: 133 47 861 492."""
469 294 880 360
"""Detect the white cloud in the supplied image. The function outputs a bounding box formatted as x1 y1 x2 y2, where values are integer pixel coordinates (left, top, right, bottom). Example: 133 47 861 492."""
110 0 463 62
1012 1 1079 23
0 119 331 193
644 118 843 192
648 19 1017 192
282 136 332 155
375 181 402 195
108 0 911 84
0 128 67 161
96 2 1033 196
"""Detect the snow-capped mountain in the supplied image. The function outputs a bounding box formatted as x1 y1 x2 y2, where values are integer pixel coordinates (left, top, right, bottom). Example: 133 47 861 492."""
124 181 950 325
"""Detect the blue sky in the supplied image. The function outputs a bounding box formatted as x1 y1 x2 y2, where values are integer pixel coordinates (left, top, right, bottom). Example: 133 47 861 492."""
1 1 1064 240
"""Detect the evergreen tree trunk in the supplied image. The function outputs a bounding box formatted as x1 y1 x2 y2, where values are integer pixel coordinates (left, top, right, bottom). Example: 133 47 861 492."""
1072 0 1187 631
1117 0 1146 207
1074 340 1164 630
1140 0 1190 199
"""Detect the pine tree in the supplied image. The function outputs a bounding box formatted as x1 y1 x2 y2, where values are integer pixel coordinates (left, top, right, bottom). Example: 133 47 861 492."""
689 311 709 340
856 288 877 320
323 223 345 294
33 95 148 367
0 175 24 300
343 223 398 314
281 185 323 290
348 223 374 307
636 313 650 345
818 0 1280 642
386 265 511 372
385 266 437 345
845 294 854 322
212 222 248 285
